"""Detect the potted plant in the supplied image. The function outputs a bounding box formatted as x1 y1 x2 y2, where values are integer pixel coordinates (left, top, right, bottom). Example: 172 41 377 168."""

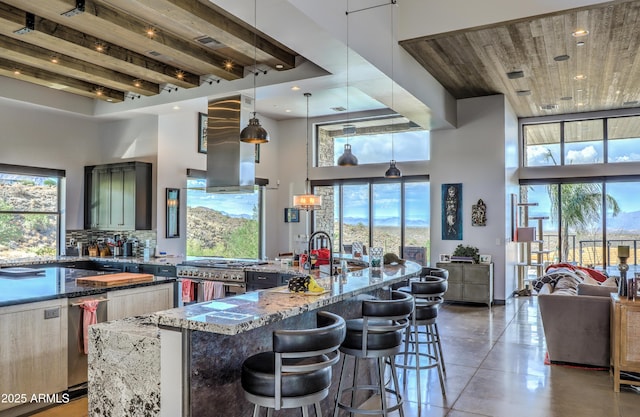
452 244 480 263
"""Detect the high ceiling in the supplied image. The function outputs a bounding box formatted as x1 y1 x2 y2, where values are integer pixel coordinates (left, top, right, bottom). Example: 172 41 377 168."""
0 0 638 124
400 0 640 118
0 0 298 103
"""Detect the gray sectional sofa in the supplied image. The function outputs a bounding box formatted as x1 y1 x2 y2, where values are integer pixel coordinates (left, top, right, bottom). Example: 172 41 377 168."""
537 276 618 368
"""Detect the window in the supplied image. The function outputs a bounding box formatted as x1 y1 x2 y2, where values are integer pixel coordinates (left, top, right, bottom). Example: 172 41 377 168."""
313 177 430 265
317 116 429 167
608 116 640 163
523 115 640 167
186 178 262 258
564 120 603 164
0 165 63 260
524 123 561 166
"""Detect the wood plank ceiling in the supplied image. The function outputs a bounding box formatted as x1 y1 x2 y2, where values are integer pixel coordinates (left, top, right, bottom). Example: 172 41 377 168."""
400 0 640 118
0 0 298 103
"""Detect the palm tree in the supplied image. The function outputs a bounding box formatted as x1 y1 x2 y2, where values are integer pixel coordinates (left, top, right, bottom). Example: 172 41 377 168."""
548 183 620 262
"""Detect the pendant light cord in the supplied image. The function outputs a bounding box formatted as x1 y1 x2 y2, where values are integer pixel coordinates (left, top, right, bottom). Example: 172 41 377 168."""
252 0 258 116
390 0 395 161
305 92 311 193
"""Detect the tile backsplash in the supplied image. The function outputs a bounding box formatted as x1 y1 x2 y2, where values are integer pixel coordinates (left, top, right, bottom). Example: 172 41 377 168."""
66 230 157 257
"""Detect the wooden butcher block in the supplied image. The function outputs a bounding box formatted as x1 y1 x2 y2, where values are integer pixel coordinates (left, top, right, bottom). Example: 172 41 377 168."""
76 272 154 286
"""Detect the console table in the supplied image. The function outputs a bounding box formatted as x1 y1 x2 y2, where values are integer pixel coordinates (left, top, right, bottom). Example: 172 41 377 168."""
436 262 493 307
610 293 640 392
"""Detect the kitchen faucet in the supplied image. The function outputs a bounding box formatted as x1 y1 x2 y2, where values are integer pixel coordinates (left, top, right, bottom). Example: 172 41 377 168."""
307 231 334 276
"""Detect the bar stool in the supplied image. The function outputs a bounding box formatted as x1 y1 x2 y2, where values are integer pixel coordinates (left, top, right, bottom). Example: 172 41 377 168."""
393 266 448 292
333 290 414 417
396 278 447 405
241 311 346 417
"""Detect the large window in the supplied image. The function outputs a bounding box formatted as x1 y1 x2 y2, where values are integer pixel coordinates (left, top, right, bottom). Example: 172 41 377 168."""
523 115 640 167
0 166 63 260
186 178 261 259
317 116 430 167
519 179 640 273
313 177 430 265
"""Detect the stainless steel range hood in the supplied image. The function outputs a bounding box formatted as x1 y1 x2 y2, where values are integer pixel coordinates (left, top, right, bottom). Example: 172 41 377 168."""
206 95 256 193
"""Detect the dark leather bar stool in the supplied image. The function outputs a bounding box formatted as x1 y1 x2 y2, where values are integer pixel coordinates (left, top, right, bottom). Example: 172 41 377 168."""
394 266 448 292
241 311 346 417
333 290 414 417
396 278 447 405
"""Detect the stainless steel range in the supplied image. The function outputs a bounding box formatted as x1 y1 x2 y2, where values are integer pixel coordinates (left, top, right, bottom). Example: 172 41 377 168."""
176 259 266 300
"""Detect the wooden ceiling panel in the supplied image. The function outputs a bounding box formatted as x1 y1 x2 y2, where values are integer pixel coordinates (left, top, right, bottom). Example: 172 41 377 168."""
400 0 640 118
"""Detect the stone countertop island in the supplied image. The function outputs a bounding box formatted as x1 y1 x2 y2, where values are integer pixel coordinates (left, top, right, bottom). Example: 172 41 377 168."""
88 261 421 417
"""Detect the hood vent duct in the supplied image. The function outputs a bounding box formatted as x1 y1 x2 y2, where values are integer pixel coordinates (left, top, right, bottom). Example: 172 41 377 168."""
206 95 257 193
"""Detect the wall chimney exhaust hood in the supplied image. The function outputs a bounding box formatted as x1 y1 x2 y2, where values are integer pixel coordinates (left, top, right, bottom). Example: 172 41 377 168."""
206 95 257 193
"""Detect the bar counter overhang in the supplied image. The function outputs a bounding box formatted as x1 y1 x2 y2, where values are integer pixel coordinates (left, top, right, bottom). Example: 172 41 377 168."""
88 262 421 417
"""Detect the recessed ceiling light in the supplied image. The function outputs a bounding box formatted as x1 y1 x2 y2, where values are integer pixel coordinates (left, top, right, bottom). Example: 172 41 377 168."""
275 64 284 69
554 54 570 62
173 105 180 110
560 96 573 101
506 70 524 79
285 109 291 113
576 41 585 46
576 102 585 106
223 60 234 71
291 86 301 91
516 90 531 96
50 56 59 64
106 98 113 102
574 74 587 80
13 69 21 75
145 27 156 38
572 29 589 37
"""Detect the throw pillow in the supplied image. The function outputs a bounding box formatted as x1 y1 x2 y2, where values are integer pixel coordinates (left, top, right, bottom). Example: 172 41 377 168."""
531 271 579 292
578 272 600 286
554 274 581 293
602 277 619 288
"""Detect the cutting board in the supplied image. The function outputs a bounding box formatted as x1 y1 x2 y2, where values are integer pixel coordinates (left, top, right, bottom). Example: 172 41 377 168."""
76 272 154 286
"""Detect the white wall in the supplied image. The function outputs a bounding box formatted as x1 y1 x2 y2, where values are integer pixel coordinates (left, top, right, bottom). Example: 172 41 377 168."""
430 95 510 301
0 100 101 230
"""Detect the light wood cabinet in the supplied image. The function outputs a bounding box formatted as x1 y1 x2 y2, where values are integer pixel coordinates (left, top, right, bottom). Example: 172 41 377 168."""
107 283 175 321
0 299 67 412
610 293 640 392
436 262 493 307
84 161 152 230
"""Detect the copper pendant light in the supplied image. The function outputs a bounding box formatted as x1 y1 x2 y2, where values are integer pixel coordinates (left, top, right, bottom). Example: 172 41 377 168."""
293 93 322 211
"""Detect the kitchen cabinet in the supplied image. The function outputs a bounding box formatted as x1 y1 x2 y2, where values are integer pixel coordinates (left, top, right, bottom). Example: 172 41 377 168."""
610 294 640 392
139 264 177 277
246 271 296 291
0 299 67 412
84 161 152 230
106 282 175 321
436 262 493 307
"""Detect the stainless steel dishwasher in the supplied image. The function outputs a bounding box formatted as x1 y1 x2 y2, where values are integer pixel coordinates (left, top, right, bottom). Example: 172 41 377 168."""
67 294 108 392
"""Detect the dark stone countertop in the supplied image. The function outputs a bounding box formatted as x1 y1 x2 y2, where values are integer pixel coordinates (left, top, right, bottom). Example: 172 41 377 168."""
0 266 175 307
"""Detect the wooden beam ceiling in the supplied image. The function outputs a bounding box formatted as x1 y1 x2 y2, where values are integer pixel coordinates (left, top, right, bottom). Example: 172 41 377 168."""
0 0 300 103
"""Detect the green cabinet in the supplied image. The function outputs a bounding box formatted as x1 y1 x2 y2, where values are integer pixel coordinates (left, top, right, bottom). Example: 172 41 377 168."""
436 262 493 307
84 162 152 230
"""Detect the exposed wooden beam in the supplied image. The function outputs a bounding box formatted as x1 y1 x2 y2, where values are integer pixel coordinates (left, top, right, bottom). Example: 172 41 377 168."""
0 35 159 96
0 2 200 89
2 0 245 79
0 56 124 102
101 0 297 69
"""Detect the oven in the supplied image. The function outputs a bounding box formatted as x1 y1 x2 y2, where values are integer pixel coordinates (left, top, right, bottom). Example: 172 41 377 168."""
176 259 265 302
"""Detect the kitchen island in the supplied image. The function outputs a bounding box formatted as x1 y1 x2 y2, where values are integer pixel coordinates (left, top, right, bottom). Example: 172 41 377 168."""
0 265 177 416
88 261 421 417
